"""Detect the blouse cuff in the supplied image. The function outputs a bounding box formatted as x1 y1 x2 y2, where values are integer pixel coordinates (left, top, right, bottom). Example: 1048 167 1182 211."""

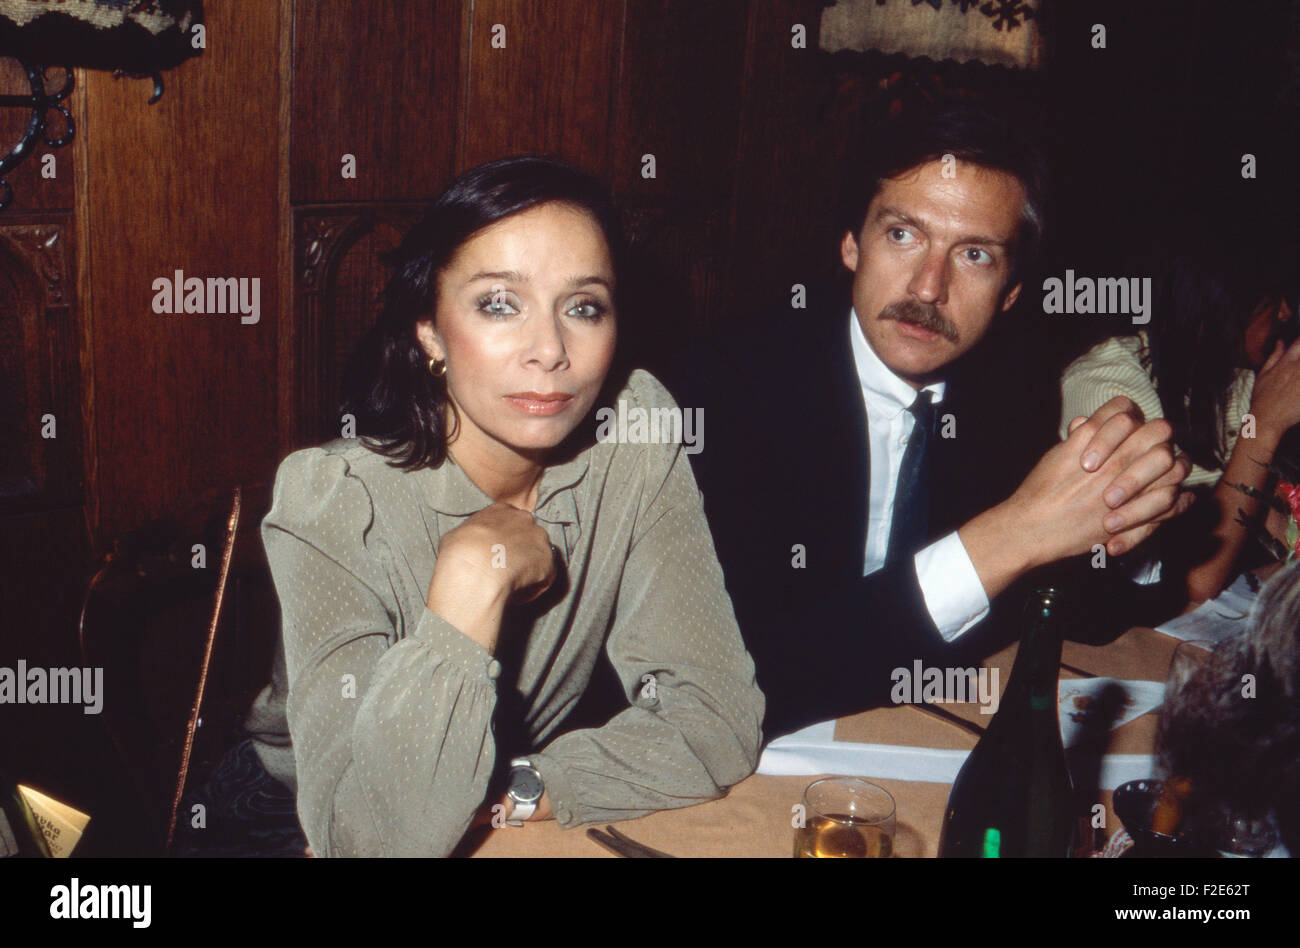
412 607 503 681
526 752 581 829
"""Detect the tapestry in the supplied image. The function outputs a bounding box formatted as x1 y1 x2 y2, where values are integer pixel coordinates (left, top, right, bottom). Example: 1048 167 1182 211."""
820 0 1044 70
0 0 202 70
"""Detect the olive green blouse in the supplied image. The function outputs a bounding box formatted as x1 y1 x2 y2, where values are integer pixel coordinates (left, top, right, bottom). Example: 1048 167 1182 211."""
262 369 764 856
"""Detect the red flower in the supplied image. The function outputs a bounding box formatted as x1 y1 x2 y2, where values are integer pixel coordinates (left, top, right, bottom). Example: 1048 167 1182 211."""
1280 482 1300 517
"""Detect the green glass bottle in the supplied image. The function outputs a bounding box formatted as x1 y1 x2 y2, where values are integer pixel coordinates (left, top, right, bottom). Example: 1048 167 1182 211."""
938 587 1077 857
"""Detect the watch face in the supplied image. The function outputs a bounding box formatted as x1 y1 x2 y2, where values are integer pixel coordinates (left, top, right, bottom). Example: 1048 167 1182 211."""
510 769 543 802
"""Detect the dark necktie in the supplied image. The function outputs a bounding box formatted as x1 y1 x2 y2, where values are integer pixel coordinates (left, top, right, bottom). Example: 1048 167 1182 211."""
886 390 935 565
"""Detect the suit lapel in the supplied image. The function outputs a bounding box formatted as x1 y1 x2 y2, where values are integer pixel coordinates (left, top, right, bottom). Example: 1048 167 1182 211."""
792 303 871 579
928 379 967 539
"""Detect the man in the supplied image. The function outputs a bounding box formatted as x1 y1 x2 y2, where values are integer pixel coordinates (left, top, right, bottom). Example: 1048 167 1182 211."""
671 102 1191 738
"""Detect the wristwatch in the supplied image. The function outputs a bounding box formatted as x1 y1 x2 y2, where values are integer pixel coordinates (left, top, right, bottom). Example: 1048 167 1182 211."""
506 757 544 826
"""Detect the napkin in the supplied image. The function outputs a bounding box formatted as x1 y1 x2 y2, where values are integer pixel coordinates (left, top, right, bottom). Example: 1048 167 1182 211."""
1155 572 1258 644
757 727 1155 791
757 723 971 783
1057 677 1165 748
757 676 1165 789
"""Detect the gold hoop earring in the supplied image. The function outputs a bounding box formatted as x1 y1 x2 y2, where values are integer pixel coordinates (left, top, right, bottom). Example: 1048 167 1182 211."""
428 358 447 378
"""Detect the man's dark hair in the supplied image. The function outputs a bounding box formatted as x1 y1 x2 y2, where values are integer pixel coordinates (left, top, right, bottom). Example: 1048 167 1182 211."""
340 155 627 471
839 100 1050 288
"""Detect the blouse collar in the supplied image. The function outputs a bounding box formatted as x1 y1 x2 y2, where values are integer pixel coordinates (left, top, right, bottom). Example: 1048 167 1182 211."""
416 446 591 551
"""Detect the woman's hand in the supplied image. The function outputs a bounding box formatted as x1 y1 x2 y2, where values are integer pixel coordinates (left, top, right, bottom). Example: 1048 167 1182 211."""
1249 337 1300 442
425 503 558 653
439 502 558 601
1183 340 1300 603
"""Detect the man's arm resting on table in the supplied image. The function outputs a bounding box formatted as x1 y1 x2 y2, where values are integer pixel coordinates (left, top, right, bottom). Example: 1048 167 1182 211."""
756 398 1192 733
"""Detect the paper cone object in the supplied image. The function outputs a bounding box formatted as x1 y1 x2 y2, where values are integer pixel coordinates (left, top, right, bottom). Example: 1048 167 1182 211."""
18 785 90 858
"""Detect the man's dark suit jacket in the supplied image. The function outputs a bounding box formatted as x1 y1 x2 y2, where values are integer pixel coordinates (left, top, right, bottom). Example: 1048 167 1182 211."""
666 293 1180 738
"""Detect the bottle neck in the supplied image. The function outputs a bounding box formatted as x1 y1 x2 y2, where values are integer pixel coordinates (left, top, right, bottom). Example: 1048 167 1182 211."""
1001 587 1065 716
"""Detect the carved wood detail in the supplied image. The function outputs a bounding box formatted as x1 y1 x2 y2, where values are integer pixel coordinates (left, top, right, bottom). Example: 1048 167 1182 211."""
0 216 79 515
0 222 68 307
290 204 427 446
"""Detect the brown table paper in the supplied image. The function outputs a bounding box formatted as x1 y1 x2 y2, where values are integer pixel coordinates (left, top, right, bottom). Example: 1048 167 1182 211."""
468 627 1174 857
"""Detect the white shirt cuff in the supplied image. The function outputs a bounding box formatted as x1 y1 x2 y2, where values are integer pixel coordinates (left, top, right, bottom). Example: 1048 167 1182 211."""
1125 557 1162 585
914 531 991 642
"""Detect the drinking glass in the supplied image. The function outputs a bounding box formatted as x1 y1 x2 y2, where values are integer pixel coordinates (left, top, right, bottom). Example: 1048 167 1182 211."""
1214 810 1280 858
793 777 895 858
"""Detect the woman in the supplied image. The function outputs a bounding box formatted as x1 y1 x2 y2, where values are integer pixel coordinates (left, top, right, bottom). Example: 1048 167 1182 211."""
1059 244 1298 604
263 157 763 856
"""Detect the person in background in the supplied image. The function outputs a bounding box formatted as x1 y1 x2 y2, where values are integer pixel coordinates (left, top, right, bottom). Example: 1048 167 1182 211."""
260 156 762 856
1159 559 1300 856
1060 243 1298 604
670 101 1194 739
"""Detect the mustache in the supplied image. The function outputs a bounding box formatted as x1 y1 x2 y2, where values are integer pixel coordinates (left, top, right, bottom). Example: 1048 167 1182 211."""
878 299 959 342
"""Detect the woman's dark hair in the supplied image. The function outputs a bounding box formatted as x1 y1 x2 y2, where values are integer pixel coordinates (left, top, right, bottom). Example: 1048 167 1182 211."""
341 155 627 470
839 99 1051 290
1146 238 1295 472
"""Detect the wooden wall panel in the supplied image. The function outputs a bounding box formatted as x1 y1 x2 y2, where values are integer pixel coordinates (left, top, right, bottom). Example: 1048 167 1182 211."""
0 59 76 213
288 203 425 447
0 70 93 809
610 0 747 201
290 0 463 204
608 0 750 352
725 0 839 320
0 217 80 514
80 0 283 544
461 0 623 175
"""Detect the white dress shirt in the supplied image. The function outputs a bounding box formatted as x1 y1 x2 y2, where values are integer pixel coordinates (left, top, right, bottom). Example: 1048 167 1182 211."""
848 309 990 641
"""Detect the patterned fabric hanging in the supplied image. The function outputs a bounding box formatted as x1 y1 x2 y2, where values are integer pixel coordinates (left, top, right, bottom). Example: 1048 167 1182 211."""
0 0 204 71
821 0 1044 70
